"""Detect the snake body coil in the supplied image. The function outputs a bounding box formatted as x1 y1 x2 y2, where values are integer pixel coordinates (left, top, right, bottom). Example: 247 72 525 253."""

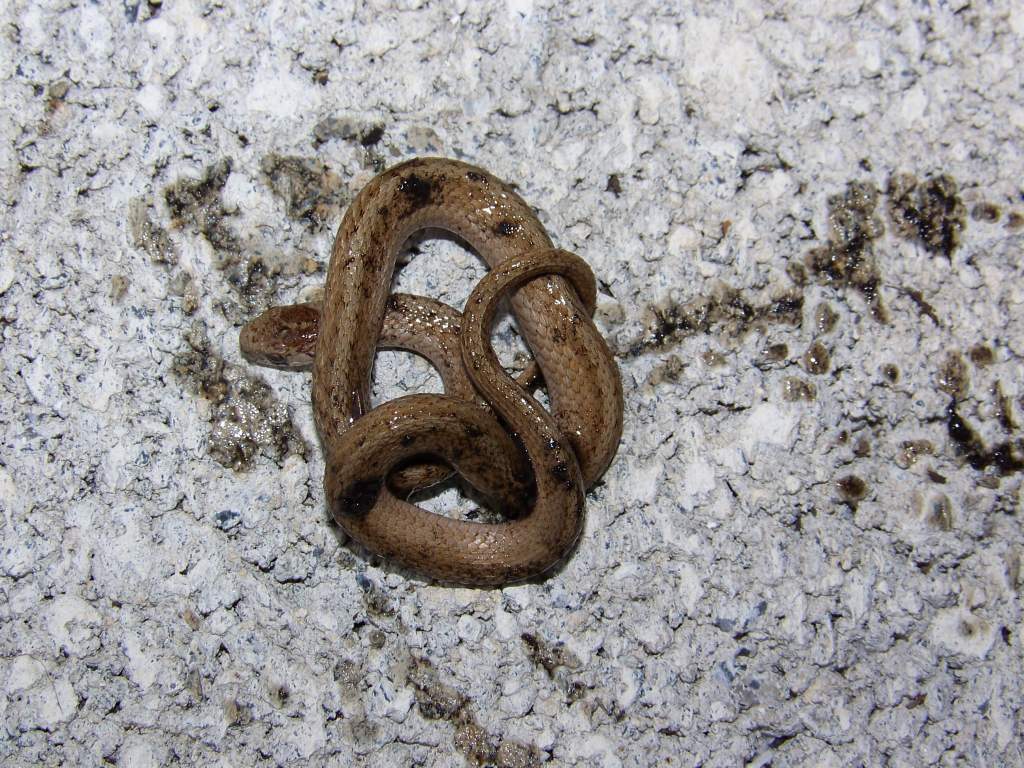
240 158 623 586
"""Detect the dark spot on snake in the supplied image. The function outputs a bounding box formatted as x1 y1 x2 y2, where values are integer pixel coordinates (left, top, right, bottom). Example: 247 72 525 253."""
464 423 483 439
398 173 434 209
495 220 519 237
505 486 536 519
466 170 487 183
552 461 571 485
338 479 382 517
400 434 416 447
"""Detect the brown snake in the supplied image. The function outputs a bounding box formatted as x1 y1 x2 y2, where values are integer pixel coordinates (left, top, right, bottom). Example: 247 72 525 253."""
239 158 623 586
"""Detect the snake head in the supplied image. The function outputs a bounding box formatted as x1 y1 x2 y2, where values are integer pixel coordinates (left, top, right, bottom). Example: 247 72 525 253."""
239 303 321 370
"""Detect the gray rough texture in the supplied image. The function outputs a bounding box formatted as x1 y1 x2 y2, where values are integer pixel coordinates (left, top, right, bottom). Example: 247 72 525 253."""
2 1 1023 766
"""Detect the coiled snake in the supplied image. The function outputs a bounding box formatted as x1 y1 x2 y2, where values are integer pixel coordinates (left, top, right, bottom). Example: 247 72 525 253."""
240 158 623 586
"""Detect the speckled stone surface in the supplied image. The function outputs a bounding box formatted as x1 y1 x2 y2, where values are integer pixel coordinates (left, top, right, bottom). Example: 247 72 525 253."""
2 1 1023 766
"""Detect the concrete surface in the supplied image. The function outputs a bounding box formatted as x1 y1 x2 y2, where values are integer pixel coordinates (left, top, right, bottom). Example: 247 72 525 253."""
1 1 1022 765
